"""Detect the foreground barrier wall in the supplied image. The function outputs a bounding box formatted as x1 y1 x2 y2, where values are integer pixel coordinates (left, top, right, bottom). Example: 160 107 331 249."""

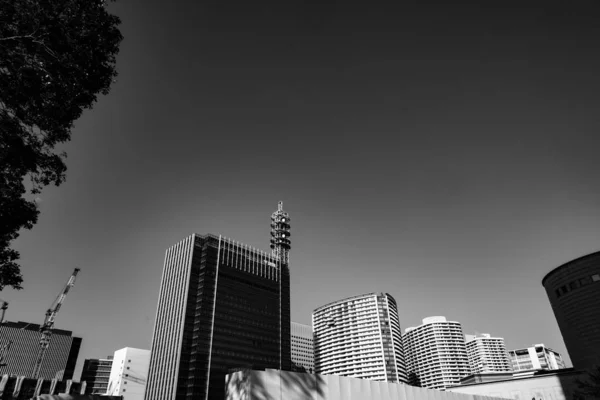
0 375 98 400
225 369 508 400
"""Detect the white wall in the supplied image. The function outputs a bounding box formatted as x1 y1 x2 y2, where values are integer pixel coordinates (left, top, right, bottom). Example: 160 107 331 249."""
225 369 508 400
447 370 585 400
106 347 150 400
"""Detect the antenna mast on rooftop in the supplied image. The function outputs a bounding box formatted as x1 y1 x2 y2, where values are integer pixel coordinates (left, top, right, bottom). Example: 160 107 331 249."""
270 201 291 264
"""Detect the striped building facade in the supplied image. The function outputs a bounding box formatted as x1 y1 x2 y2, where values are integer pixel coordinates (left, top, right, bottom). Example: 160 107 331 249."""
81 356 113 394
144 233 291 400
313 293 408 383
403 316 470 390
0 321 81 380
291 322 314 373
464 333 512 374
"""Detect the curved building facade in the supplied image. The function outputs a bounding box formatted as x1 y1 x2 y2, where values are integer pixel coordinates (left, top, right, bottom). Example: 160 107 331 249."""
313 293 408 383
403 316 470 390
542 251 600 371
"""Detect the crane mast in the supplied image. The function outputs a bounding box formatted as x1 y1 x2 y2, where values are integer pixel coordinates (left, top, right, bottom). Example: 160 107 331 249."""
0 298 8 324
31 268 80 379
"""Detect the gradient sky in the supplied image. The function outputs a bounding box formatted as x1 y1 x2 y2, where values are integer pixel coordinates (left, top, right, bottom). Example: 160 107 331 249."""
6 0 600 377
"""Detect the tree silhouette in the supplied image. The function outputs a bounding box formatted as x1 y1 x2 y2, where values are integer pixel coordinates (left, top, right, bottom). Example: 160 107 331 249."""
0 0 123 290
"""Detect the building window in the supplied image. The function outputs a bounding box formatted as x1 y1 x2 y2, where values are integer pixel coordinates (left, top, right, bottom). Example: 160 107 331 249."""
580 276 593 286
569 281 579 290
592 274 600 282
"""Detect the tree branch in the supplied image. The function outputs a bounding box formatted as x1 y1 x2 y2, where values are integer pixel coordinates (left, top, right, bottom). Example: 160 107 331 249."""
0 31 38 42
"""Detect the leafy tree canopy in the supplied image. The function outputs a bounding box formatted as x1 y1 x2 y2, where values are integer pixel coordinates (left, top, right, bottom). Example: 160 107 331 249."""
573 365 600 400
0 0 123 290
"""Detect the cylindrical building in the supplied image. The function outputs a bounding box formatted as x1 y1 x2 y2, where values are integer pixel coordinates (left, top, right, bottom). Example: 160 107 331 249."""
542 251 600 371
313 293 408 383
402 316 470 390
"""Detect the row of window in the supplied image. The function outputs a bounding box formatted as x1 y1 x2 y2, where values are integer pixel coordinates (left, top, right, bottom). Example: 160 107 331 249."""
555 274 600 298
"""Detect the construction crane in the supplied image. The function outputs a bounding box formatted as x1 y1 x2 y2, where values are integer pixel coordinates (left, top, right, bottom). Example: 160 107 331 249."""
0 298 10 367
0 298 8 324
0 340 12 367
31 268 80 379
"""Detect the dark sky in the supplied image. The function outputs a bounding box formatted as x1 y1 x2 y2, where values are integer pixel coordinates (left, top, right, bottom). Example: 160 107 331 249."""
8 0 600 376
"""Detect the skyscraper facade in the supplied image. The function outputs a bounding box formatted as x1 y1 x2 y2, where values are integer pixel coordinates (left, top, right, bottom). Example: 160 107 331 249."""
508 344 566 372
313 293 408 383
542 250 600 371
0 321 81 380
81 356 113 394
464 333 512 374
144 203 291 400
291 322 314 373
403 316 470 390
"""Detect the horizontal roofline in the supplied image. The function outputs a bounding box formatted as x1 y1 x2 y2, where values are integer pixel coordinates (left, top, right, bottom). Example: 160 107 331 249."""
313 292 389 313
541 250 600 286
447 368 580 389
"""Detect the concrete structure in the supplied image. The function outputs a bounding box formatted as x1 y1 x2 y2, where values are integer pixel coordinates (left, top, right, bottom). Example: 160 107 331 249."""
464 334 512 374
291 322 314 374
224 369 507 400
313 293 407 383
508 344 566 372
0 374 103 399
106 348 150 400
448 368 586 399
402 316 470 390
80 356 113 394
145 202 292 400
0 321 81 380
542 251 600 371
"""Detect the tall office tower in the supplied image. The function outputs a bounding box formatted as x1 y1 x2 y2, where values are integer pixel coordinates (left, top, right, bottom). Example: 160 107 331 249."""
145 203 291 400
106 347 150 400
313 293 408 383
508 344 566 372
403 316 470 390
464 333 512 374
291 322 314 373
81 355 113 394
0 321 81 380
542 251 600 371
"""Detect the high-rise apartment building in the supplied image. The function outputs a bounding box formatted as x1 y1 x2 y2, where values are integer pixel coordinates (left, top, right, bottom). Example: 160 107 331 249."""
0 321 81 380
464 333 511 374
291 322 314 373
144 202 291 400
403 316 470 390
542 251 600 371
81 356 113 394
508 344 566 372
313 293 407 383
106 347 150 400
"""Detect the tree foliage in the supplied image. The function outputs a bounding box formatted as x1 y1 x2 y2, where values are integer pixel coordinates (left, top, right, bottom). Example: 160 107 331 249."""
0 0 123 290
573 365 600 400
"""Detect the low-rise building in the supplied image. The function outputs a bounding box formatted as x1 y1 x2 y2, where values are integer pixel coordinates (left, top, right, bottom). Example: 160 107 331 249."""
106 348 150 400
447 368 584 399
508 344 566 372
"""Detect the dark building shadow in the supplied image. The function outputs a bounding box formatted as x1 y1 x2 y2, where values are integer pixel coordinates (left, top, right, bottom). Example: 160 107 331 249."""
560 365 600 400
